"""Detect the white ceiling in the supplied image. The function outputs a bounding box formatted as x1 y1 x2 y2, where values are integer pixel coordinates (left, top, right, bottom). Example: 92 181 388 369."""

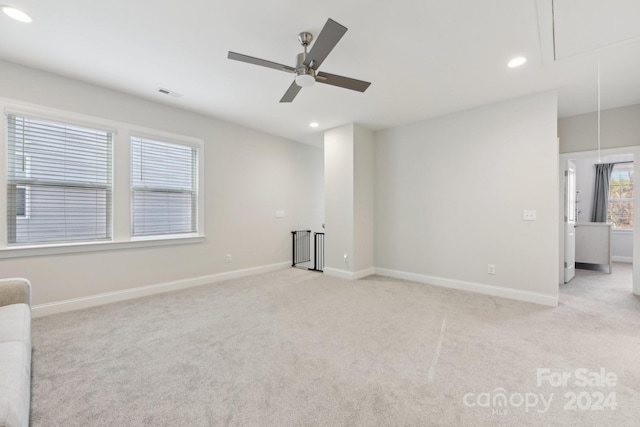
1 0 639 146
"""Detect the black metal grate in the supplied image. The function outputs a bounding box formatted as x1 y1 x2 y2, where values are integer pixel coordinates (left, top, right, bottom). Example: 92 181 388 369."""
310 232 324 272
291 230 311 267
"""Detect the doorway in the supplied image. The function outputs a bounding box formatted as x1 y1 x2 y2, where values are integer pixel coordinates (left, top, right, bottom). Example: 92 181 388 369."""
559 147 640 297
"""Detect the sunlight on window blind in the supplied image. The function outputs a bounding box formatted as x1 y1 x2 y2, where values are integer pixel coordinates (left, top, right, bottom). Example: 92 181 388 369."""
6 114 113 244
131 136 198 236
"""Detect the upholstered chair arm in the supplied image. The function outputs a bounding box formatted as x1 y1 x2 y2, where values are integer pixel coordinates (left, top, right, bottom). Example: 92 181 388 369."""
0 278 31 307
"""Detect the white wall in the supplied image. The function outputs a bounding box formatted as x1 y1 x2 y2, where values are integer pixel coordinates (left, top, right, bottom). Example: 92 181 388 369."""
375 91 559 304
559 104 640 153
611 230 634 263
0 60 324 306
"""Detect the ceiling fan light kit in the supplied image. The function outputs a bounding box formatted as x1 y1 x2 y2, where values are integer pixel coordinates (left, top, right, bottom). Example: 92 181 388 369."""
228 18 371 103
295 72 316 87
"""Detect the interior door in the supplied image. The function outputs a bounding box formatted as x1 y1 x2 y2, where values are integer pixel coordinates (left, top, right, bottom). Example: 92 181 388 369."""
564 160 577 283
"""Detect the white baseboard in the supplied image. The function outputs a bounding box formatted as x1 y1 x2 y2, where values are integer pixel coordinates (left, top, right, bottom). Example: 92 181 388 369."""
612 256 633 263
32 262 560 317
323 267 376 280
32 261 290 318
374 268 558 307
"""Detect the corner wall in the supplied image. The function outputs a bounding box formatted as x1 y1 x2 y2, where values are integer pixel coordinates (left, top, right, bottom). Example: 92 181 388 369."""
323 124 375 278
324 125 355 273
353 126 375 273
374 91 559 305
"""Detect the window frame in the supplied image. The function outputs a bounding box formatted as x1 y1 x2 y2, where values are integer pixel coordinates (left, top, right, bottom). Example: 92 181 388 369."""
0 99 205 259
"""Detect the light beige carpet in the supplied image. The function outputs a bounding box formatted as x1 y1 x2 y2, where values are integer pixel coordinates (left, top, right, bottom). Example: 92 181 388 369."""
31 264 640 426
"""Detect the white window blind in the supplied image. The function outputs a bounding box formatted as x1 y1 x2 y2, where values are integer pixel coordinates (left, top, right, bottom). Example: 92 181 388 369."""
6 114 113 244
131 136 198 236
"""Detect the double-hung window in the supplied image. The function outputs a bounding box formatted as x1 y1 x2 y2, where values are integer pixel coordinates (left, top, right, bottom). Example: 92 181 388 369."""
608 162 633 229
131 136 199 237
6 114 113 245
2 103 203 257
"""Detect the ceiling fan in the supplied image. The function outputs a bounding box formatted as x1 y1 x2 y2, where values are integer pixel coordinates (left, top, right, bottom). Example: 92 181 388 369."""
228 18 371 103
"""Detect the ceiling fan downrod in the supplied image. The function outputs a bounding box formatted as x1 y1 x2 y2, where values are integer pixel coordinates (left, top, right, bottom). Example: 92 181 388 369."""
295 32 315 86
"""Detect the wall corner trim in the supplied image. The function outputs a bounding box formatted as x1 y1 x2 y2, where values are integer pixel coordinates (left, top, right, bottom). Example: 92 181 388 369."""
374 267 559 307
32 261 290 318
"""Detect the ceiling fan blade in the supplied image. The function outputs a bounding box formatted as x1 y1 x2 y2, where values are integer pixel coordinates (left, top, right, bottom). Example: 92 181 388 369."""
316 71 371 92
280 81 302 103
228 51 295 73
304 19 347 70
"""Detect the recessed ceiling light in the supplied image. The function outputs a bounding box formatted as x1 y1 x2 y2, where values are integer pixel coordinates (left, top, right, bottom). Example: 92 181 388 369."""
507 56 527 68
2 6 32 23
309 122 319 128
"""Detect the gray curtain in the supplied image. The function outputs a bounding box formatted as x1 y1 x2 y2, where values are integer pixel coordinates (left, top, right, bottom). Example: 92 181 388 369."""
591 163 615 222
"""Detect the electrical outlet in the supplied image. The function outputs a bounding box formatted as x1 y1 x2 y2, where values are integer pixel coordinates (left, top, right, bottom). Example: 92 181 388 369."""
488 264 496 275
225 254 232 263
523 210 537 221
343 254 348 263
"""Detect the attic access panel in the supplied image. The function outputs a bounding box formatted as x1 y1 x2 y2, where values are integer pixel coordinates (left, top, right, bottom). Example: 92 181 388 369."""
552 0 640 60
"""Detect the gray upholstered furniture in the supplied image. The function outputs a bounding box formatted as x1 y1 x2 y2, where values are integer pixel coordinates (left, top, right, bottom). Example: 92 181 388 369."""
0 278 31 427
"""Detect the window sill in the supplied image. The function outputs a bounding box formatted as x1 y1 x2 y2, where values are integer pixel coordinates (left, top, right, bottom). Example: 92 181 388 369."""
0 235 205 259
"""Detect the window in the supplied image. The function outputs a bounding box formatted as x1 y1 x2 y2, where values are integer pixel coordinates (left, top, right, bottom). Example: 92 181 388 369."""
131 136 199 237
1 102 204 257
6 114 113 244
608 163 633 229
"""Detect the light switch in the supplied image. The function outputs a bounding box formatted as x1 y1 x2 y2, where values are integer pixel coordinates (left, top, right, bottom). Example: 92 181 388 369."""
523 210 536 221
